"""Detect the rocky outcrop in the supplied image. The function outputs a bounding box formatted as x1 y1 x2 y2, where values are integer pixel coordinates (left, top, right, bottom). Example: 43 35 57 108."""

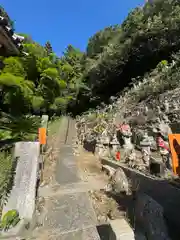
109 167 130 195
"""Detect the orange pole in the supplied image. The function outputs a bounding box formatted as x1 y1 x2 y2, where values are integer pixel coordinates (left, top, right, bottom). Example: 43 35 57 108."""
38 128 47 145
168 134 180 175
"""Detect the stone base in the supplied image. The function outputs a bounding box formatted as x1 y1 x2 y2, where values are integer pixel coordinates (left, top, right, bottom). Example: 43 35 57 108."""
109 219 135 240
150 159 165 176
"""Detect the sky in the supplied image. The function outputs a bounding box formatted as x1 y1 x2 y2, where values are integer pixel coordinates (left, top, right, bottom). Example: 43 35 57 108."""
1 0 144 56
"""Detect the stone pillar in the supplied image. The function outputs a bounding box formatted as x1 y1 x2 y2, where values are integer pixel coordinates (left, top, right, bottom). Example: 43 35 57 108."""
140 136 151 168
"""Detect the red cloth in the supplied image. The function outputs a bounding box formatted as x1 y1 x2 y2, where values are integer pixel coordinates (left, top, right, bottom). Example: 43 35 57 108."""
157 137 169 151
116 151 121 161
117 124 130 132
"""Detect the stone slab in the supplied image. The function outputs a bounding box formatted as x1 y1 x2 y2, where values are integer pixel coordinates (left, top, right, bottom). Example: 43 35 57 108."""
47 227 101 240
56 146 80 185
2 141 40 221
43 192 97 234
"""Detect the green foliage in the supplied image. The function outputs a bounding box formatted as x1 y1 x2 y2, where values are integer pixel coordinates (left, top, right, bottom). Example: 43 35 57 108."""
0 152 14 208
0 210 20 231
32 96 44 111
0 113 40 140
45 41 53 55
86 25 121 59
73 0 180 113
2 57 26 78
0 24 86 118
129 52 180 102
3 0 180 117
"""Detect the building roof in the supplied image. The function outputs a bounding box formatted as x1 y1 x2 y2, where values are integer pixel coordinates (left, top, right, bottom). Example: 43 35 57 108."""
0 8 24 56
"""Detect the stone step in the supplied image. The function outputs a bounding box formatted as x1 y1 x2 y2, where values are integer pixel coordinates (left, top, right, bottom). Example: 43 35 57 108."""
42 192 99 238
39 178 106 198
46 226 101 240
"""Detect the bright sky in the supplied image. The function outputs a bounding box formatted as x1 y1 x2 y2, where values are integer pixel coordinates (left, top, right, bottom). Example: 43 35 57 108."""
1 0 144 56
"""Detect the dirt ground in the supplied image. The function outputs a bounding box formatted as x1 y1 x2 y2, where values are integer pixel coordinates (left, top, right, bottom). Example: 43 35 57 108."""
76 146 126 224
41 120 65 185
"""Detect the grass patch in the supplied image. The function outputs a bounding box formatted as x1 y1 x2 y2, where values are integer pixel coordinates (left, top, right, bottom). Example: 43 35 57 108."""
0 151 15 210
48 117 62 137
40 117 63 184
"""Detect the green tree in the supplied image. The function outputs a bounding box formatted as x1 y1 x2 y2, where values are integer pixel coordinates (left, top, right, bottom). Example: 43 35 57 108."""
45 41 53 55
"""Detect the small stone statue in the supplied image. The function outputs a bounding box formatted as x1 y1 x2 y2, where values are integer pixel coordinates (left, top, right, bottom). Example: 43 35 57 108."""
172 100 178 111
157 106 162 115
145 105 148 115
125 149 143 170
158 116 172 138
140 132 151 167
101 129 110 144
110 134 120 156
123 135 133 150
162 114 170 124
157 133 172 170
164 99 169 113
120 123 133 150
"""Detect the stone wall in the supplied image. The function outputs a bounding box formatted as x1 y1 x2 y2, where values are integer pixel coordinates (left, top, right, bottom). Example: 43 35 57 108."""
101 158 180 238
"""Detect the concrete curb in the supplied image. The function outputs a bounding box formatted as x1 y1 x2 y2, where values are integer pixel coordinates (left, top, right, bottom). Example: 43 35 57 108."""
1 142 40 239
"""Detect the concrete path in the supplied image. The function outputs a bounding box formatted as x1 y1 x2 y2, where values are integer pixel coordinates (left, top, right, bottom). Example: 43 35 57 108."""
36 118 100 240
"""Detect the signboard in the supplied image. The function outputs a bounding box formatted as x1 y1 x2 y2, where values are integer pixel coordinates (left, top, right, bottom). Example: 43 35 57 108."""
168 134 180 175
38 128 47 145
